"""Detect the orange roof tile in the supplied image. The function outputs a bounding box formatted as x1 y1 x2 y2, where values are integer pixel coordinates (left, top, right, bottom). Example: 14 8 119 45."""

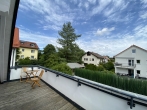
19 40 39 49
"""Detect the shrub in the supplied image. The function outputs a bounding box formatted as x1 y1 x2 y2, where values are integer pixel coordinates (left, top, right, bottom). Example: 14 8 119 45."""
85 64 97 71
97 65 105 71
74 68 147 96
51 63 72 75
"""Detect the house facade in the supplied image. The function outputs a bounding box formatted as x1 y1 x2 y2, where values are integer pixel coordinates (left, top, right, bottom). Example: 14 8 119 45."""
103 56 110 63
19 41 39 60
82 51 104 66
114 45 147 78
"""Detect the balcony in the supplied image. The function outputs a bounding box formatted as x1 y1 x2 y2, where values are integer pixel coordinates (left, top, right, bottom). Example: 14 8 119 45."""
114 63 136 68
6 65 147 110
0 81 78 110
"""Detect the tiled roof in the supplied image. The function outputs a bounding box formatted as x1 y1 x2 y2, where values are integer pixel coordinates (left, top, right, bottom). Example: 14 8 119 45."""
103 56 110 60
12 27 20 48
83 51 104 59
20 40 39 49
91 52 104 58
114 45 147 57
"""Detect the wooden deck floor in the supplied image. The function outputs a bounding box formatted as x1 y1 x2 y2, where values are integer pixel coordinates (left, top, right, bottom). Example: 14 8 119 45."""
0 81 78 110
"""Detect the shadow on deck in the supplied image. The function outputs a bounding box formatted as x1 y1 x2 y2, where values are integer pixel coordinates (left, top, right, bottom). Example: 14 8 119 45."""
0 81 78 110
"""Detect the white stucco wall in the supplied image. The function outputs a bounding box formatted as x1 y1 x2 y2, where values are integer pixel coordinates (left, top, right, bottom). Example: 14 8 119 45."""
82 54 101 65
115 46 147 78
115 68 128 74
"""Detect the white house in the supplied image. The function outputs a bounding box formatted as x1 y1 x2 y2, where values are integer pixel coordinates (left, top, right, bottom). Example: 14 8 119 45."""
114 45 147 78
103 56 110 63
82 51 104 66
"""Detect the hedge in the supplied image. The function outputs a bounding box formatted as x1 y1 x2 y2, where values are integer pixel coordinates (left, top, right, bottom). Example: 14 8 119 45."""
74 68 147 96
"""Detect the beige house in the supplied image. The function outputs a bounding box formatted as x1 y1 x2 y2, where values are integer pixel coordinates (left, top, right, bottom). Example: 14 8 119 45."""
19 40 39 60
82 51 104 66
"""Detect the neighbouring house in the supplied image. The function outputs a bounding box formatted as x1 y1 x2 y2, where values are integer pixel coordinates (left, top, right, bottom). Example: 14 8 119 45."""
19 40 39 60
11 27 20 67
114 45 147 78
82 51 104 66
103 56 110 63
67 63 85 69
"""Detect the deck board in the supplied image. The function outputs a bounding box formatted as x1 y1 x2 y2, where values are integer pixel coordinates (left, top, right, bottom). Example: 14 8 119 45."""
0 81 78 110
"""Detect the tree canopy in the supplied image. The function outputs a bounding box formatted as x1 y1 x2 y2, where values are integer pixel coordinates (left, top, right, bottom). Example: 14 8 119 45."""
43 44 56 60
57 22 84 62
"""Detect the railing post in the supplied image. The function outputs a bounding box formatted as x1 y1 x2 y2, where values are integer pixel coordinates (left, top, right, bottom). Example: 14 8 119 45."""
127 97 135 109
56 74 59 77
77 79 81 86
31 66 33 71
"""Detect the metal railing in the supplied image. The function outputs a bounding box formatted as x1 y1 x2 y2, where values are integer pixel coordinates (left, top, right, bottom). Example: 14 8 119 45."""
10 65 147 109
115 63 136 68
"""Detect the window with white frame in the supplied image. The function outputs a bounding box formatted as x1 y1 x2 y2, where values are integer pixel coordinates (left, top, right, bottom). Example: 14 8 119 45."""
31 50 35 53
22 49 24 52
132 49 136 53
21 55 24 59
31 56 34 59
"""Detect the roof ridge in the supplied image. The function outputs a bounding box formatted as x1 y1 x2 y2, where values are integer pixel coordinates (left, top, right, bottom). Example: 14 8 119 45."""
114 45 147 57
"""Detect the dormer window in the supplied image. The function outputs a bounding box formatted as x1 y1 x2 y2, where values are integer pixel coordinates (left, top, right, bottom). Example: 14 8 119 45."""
30 43 35 47
87 52 91 56
132 49 136 53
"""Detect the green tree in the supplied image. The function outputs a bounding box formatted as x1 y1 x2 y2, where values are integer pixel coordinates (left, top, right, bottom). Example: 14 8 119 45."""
85 64 98 71
72 44 85 63
101 61 114 71
38 49 43 60
16 48 21 60
18 57 32 65
44 54 66 68
57 22 81 62
52 63 72 75
18 57 38 65
43 44 56 60
97 65 105 71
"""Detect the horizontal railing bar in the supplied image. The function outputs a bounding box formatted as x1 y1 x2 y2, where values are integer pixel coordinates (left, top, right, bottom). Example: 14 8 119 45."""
10 65 147 103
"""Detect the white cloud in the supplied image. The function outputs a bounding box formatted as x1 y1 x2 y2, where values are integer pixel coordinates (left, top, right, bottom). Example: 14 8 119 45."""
88 0 96 4
91 0 111 15
96 27 115 36
140 12 147 19
19 0 74 31
18 27 60 49
141 0 147 8
76 25 147 57
91 0 129 23
84 2 89 10
43 25 60 31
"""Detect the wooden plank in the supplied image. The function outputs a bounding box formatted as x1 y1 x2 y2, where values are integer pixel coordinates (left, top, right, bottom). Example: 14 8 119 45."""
0 81 78 110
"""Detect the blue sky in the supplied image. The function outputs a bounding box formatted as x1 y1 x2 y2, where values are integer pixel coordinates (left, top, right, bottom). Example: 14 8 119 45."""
16 0 147 57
